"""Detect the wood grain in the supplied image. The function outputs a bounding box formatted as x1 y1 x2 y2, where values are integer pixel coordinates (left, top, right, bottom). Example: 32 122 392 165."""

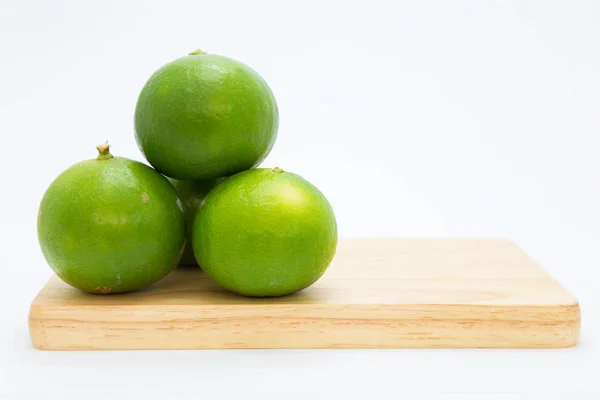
28 238 580 350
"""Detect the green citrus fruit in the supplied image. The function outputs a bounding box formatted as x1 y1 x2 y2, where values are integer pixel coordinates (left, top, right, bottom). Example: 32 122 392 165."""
37 143 185 294
134 50 279 180
192 167 338 297
166 177 222 266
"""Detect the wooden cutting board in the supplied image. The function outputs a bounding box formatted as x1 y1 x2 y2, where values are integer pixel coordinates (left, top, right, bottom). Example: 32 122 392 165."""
29 239 580 350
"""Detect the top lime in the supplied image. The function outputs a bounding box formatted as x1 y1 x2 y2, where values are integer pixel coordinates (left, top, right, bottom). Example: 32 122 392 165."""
37 143 185 294
134 50 279 180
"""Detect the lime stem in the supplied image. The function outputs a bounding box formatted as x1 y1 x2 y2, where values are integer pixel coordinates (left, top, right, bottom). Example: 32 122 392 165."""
96 142 114 160
272 167 284 173
189 49 206 55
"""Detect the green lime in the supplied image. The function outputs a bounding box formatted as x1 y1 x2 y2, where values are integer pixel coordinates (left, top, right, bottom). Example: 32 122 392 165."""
192 167 338 297
167 177 222 266
134 50 278 180
37 143 185 294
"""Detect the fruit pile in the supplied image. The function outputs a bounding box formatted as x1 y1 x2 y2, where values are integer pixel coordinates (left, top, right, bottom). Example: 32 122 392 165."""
37 50 338 297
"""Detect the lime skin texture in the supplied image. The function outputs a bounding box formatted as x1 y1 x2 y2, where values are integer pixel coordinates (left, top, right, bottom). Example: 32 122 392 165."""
167 177 222 266
134 51 279 181
193 167 338 297
37 145 186 294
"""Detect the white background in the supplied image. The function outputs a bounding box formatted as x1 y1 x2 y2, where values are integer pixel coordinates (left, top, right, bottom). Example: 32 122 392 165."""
1 0 599 397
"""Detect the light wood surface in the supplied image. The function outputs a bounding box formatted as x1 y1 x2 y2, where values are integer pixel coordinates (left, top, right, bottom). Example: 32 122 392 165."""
29 239 580 350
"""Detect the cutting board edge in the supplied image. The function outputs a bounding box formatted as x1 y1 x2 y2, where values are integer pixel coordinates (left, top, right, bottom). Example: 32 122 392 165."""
28 300 580 350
